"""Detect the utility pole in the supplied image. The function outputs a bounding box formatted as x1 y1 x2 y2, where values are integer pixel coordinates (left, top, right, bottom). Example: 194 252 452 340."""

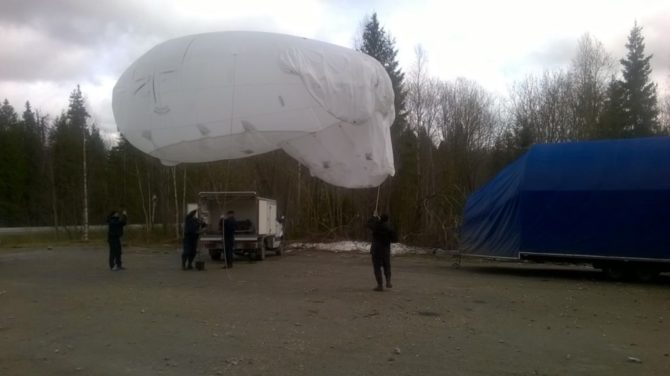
82 124 89 241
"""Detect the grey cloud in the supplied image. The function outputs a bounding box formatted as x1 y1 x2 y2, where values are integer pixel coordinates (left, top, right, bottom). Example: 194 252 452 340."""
0 0 283 82
521 38 576 73
0 0 172 82
0 38 93 81
322 0 389 13
1 0 289 47
643 14 670 89
507 23 669 91
1 1 154 45
0 0 296 133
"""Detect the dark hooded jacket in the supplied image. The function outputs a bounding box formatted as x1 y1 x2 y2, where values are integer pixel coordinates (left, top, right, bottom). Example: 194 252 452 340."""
367 215 397 253
107 213 127 240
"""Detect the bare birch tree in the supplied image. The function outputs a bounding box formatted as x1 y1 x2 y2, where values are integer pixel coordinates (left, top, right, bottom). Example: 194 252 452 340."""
570 33 616 139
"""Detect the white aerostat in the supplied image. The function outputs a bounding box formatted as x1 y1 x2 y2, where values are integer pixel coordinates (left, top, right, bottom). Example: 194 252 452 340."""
112 31 395 188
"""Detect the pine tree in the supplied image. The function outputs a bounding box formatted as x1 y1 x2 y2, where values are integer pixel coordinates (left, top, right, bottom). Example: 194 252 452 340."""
0 99 21 224
600 77 628 138
359 13 408 135
69 86 92 239
20 101 48 225
0 99 18 131
358 13 416 238
22 101 37 130
86 124 111 224
48 86 93 232
618 22 660 137
67 85 90 132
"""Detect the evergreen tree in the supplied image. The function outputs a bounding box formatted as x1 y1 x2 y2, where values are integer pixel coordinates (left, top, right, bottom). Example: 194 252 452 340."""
0 99 18 131
86 124 109 224
358 13 416 238
48 86 93 230
617 22 660 137
0 100 46 225
600 77 628 138
67 85 90 133
19 101 48 225
359 13 408 135
0 100 21 225
22 101 37 130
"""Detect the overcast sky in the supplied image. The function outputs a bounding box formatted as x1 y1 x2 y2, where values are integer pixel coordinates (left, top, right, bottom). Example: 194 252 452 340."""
1 0 669 141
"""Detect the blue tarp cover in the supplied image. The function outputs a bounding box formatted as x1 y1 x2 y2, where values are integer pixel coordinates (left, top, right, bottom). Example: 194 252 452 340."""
460 137 670 260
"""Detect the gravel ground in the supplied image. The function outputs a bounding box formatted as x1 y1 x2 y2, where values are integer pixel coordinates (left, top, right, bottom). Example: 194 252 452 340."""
0 244 668 376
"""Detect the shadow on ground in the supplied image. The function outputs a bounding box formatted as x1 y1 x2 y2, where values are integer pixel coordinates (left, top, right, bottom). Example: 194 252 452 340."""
458 263 670 285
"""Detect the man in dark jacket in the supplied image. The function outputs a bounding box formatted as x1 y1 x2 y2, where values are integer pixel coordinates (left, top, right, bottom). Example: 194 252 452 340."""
182 209 206 270
223 211 236 268
367 213 397 291
107 210 127 271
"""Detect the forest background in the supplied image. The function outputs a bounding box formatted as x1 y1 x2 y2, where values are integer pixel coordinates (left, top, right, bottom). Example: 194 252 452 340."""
1 15 668 248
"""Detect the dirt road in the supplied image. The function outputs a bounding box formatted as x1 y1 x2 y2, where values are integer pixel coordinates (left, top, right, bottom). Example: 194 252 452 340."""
1 245 668 375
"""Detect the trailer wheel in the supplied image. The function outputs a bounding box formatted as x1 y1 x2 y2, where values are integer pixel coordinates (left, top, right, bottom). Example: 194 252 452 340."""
634 266 660 282
604 264 628 280
209 249 222 261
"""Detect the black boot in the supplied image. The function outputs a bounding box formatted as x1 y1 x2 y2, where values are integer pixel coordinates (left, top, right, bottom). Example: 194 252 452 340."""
374 269 383 291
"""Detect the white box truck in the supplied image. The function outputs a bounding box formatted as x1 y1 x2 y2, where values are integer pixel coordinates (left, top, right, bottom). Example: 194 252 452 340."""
197 191 283 261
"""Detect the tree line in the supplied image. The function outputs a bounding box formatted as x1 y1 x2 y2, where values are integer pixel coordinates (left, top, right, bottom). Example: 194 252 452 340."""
1 16 668 247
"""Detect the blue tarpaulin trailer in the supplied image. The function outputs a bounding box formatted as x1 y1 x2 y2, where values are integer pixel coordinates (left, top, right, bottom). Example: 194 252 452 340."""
460 137 670 279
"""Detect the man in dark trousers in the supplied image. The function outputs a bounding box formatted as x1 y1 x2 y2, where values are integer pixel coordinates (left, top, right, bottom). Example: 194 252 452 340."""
222 210 237 268
107 209 127 271
182 209 206 270
367 213 397 291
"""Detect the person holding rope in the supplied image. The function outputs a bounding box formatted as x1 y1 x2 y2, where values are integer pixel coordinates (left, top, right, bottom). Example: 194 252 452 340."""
107 209 127 271
367 212 397 291
182 209 206 270
219 210 237 268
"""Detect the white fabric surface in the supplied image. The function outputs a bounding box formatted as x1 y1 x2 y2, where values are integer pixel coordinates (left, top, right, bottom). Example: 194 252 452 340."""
112 31 395 188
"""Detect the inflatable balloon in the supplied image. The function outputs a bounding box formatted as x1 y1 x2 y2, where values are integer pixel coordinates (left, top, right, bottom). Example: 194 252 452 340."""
112 31 395 188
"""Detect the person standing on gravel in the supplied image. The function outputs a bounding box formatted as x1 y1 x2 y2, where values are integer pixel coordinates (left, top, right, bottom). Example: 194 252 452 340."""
182 209 206 270
367 213 397 291
222 211 237 268
107 209 127 271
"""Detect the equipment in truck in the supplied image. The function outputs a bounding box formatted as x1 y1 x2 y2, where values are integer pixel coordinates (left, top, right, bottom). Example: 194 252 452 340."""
197 191 283 262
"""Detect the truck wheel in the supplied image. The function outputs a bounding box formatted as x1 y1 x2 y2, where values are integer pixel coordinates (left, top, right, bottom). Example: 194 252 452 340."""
275 243 283 256
209 249 222 261
256 241 266 261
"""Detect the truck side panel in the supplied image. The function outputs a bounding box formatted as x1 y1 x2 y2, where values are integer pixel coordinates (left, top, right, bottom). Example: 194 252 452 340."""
269 202 277 234
256 199 278 236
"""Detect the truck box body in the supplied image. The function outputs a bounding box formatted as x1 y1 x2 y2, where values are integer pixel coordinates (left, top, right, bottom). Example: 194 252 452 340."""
197 191 282 259
460 137 670 265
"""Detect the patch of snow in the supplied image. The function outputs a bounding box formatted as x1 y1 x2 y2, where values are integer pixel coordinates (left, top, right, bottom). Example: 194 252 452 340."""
287 241 447 255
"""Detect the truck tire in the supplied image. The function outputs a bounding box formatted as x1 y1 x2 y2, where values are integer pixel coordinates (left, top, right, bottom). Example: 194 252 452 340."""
256 240 266 261
275 242 283 256
265 235 282 256
209 249 222 261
